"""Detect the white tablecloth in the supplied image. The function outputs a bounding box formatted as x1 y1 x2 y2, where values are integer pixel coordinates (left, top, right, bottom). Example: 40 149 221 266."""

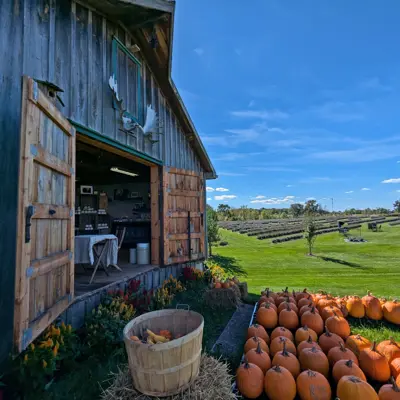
74 234 118 266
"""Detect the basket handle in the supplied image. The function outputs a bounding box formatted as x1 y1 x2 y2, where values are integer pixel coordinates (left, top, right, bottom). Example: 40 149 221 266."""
176 304 190 310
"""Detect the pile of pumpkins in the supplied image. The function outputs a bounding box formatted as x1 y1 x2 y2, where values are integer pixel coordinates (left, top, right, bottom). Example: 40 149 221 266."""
236 288 400 400
213 277 239 289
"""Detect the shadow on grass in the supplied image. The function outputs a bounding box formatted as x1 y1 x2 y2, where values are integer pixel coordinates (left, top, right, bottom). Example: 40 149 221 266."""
318 256 371 270
208 254 248 277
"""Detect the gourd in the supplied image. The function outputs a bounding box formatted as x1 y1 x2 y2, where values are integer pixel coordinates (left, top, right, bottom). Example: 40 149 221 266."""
271 326 294 342
327 342 359 366
359 341 391 382
247 324 269 344
301 307 324 335
362 291 383 320
270 336 297 357
383 300 400 324
378 377 400 400
264 365 297 400
279 303 299 330
325 314 351 339
245 342 271 374
297 336 322 353
346 334 371 357
295 326 318 345
298 346 329 378
337 375 378 400
296 370 331 400
256 302 278 329
318 327 344 354
332 359 366 383
346 296 366 318
236 358 264 399
244 336 269 354
272 341 301 378
377 338 400 363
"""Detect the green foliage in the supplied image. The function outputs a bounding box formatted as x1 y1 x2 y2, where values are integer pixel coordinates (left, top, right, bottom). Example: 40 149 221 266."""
206 204 220 256
304 215 318 255
290 203 305 217
151 275 185 310
394 200 400 213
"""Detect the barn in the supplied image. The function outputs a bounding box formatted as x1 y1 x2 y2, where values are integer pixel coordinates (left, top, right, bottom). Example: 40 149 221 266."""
0 0 216 365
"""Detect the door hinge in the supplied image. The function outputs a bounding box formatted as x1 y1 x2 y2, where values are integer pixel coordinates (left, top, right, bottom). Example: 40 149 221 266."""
22 328 33 350
26 266 34 278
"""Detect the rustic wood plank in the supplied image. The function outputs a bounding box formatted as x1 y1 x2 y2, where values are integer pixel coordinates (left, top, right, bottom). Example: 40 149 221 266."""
167 167 198 176
32 204 72 220
168 233 202 240
163 167 170 264
169 189 200 197
150 166 160 265
30 251 71 278
168 212 201 218
33 144 72 177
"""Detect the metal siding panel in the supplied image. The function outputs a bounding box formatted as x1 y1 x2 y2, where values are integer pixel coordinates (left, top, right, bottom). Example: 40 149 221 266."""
48 0 56 82
144 64 152 156
0 0 24 367
165 106 171 166
116 28 127 144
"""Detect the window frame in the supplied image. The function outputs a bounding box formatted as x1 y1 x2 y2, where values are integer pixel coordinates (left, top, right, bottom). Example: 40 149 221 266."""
111 36 143 125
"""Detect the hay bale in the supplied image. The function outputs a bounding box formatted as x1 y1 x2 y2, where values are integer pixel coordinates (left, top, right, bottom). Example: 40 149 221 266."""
101 354 237 400
203 287 241 309
237 282 248 299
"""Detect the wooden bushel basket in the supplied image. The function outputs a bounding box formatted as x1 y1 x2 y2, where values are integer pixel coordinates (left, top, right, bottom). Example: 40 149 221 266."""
123 307 204 397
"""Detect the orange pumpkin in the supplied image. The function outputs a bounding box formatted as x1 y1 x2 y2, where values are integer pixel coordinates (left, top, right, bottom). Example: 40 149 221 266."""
377 338 400 363
258 295 275 306
383 300 400 325
278 301 299 314
259 301 278 312
296 370 331 400
332 359 366 383
271 326 294 342
378 377 400 400
261 288 278 301
346 296 366 318
299 304 320 317
295 288 310 302
244 336 269 354
301 307 324 335
279 303 299 330
297 336 322 353
317 297 338 313
245 342 271 374
328 342 359 366
295 326 318 345
320 305 344 321
298 296 314 309
247 324 269 343
325 315 351 339
257 302 278 329
359 341 391 382
337 375 378 400
236 359 264 399
270 336 296 357
391 358 400 378
318 328 344 354
298 346 329 378
221 281 230 289
272 341 301 378
362 291 383 320
214 282 222 289
346 334 371 357
264 365 297 400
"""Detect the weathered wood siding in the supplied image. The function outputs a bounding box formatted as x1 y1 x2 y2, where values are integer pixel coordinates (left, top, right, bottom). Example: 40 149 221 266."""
3 0 202 172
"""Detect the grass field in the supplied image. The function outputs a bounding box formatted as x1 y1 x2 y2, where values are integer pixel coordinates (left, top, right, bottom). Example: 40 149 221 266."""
213 224 400 298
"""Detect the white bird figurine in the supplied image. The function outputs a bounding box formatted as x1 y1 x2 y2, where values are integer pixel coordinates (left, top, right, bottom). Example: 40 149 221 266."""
141 105 158 134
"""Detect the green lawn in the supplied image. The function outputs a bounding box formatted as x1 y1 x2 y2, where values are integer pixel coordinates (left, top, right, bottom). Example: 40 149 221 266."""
213 224 400 298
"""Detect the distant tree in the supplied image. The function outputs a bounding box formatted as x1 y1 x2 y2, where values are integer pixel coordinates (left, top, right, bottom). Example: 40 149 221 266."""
394 200 400 213
290 203 304 217
206 205 220 256
217 204 232 220
304 200 321 215
304 216 318 256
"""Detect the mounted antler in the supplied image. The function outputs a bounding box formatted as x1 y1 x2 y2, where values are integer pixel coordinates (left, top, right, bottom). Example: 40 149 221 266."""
109 75 126 119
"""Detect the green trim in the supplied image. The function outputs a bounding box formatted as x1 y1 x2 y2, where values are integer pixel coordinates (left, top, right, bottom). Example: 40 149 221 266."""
70 120 163 166
112 37 143 125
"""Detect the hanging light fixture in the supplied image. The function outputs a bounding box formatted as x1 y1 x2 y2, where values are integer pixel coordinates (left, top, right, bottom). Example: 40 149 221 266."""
110 167 139 177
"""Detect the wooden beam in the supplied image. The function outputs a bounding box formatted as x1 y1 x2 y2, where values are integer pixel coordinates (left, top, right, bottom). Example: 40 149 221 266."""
169 189 200 197
168 233 202 240
33 145 72 177
32 204 72 220
150 166 160 265
30 252 71 278
122 0 174 13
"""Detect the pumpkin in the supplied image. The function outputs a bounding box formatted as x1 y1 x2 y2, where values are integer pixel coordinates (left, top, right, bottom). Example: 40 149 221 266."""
318 327 344 354
378 377 400 400
299 304 320 317
236 359 264 399
317 297 338 313
214 282 222 289
337 375 378 400
221 281 230 289
247 324 269 343
346 334 372 357
271 327 294 342
297 336 322 353
279 303 299 330
359 341 391 382
264 365 297 400
391 358 400 378
296 369 331 400
262 288 278 301
246 342 271 374
277 296 296 306
328 342 359 366
272 341 301 378
301 307 324 335
298 346 329 377
295 326 318 345
377 338 400 363
332 359 366 383
278 301 299 314
320 305 343 321
340 303 349 318
259 301 278 312
270 336 296 357
362 291 383 320
346 296 366 318
298 296 314 309
258 295 275 306
325 314 351 339
244 336 269 354
383 300 400 325
257 302 278 329
398 375 400 388
295 288 310 302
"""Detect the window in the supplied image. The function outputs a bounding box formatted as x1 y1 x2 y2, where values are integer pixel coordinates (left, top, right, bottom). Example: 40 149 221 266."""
112 37 142 124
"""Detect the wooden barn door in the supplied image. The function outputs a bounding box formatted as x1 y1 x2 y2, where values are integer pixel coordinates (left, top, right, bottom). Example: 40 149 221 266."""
14 77 75 351
162 167 205 265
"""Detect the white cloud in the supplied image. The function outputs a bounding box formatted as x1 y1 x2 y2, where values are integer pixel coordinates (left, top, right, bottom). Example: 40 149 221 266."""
312 101 364 122
254 195 266 199
397 161 400 163
193 48 204 56
382 178 400 184
206 187 215 192
361 188 371 191
217 172 246 177
214 195 237 201
207 198 212 201
248 100 255 108
345 191 354 194
286 184 294 188
215 187 229 192
230 109 289 120
250 195 295 205
397 190 400 193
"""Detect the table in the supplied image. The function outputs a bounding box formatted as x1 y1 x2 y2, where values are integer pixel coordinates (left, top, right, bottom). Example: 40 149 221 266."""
75 234 120 284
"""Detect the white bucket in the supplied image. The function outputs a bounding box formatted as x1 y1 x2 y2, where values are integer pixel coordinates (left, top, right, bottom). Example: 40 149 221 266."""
137 243 150 265
129 248 137 264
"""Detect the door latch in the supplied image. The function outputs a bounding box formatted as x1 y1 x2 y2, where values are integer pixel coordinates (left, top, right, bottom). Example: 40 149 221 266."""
25 205 35 243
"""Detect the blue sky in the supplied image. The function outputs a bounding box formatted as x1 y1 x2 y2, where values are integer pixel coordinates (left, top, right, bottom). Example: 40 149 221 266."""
172 0 400 211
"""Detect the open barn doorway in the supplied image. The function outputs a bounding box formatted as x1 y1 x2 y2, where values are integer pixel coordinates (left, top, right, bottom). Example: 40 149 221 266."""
74 139 160 296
